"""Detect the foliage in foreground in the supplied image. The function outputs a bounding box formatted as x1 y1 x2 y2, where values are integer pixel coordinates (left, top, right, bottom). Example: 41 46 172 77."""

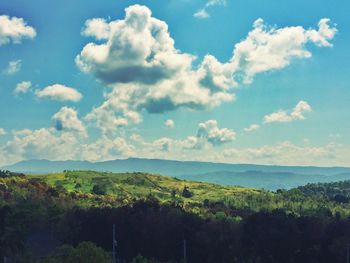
1 171 350 262
42 242 110 263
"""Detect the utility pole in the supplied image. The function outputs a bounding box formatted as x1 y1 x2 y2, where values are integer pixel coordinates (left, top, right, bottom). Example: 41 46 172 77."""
112 224 117 263
347 243 349 263
183 239 187 263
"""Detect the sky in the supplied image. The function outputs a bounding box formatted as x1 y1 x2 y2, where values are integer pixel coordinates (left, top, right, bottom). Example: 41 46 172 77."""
0 0 349 166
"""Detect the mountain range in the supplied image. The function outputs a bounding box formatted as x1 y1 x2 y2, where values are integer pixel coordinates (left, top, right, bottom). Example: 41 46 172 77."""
3 158 350 190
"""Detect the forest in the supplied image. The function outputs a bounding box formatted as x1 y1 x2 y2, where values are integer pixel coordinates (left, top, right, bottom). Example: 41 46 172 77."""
2 170 350 262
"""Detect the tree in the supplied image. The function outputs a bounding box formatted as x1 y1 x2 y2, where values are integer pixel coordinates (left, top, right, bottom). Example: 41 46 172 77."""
181 186 193 198
43 242 110 263
203 199 210 207
92 184 106 195
131 254 156 263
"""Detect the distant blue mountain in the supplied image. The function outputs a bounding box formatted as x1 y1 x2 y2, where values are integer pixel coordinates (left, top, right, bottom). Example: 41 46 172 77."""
3 158 350 190
176 170 350 190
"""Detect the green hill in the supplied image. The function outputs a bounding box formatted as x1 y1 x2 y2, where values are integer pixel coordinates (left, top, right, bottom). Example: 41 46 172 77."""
15 170 350 218
5 158 350 190
29 170 260 208
3 170 350 262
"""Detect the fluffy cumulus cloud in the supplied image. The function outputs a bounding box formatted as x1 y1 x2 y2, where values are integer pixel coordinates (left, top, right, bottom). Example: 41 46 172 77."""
1 5 340 166
2 128 80 163
76 5 336 133
76 5 236 132
0 127 134 165
182 120 235 149
128 134 174 156
194 0 227 19
198 120 236 145
0 15 36 46
0 128 6 136
14 80 31 94
4 60 21 75
0 122 349 167
264 101 312 124
244 124 260 132
76 94 125 137
52 107 86 136
165 119 175 128
153 137 172 152
81 18 110 40
80 137 134 162
35 84 82 102
221 141 347 166
231 18 337 84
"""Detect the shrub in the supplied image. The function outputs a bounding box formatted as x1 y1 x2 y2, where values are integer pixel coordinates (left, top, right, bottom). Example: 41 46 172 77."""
92 184 107 195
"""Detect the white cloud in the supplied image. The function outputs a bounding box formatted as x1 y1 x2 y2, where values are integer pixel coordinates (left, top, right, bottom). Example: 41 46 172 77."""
165 119 175 128
244 124 260 132
153 137 172 152
194 9 209 19
81 18 110 40
126 134 350 167
307 18 337 47
0 127 134 165
76 5 195 86
35 84 82 102
128 134 174 154
0 15 36 46
77 5 234 133
14 81 31 94
291 100 312 120
264 111 291 123
84 94 132 134
0 128 6 136
194 0 227 19
329 133 341 139
52 107 86 136
197 119 236 145
182 135 203 150
2 128 80 163
80 137 134 162
264 101 312 124
183 120 236 149
230 18 337 84
77 6 335 133
222 141 342 166
4 60 21 75
1 126 349 167
206 0 227 7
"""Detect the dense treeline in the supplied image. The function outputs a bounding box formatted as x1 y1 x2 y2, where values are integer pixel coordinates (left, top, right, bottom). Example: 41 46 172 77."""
0 169 25 178
59 201 350 263
2 173 350 262
297 180 350 203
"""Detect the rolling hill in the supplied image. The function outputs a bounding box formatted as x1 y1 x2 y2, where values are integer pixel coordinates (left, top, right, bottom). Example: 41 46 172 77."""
3 170 350 262
3 158 350 190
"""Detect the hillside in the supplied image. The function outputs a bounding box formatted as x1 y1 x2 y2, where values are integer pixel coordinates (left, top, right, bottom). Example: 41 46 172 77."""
29 170 260 206
17 170 350 217
2 171 350 262
297 180 350 201
4 158 350 190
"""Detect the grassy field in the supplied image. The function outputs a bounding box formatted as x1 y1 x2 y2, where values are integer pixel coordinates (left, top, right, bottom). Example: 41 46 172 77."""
10 170 349 218
29 170 262 206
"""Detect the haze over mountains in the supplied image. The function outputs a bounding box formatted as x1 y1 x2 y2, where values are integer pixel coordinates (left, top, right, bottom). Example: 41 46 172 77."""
3 158 350 190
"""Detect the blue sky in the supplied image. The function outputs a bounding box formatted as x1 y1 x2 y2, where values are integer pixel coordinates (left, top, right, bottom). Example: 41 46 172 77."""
0 0 349 166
